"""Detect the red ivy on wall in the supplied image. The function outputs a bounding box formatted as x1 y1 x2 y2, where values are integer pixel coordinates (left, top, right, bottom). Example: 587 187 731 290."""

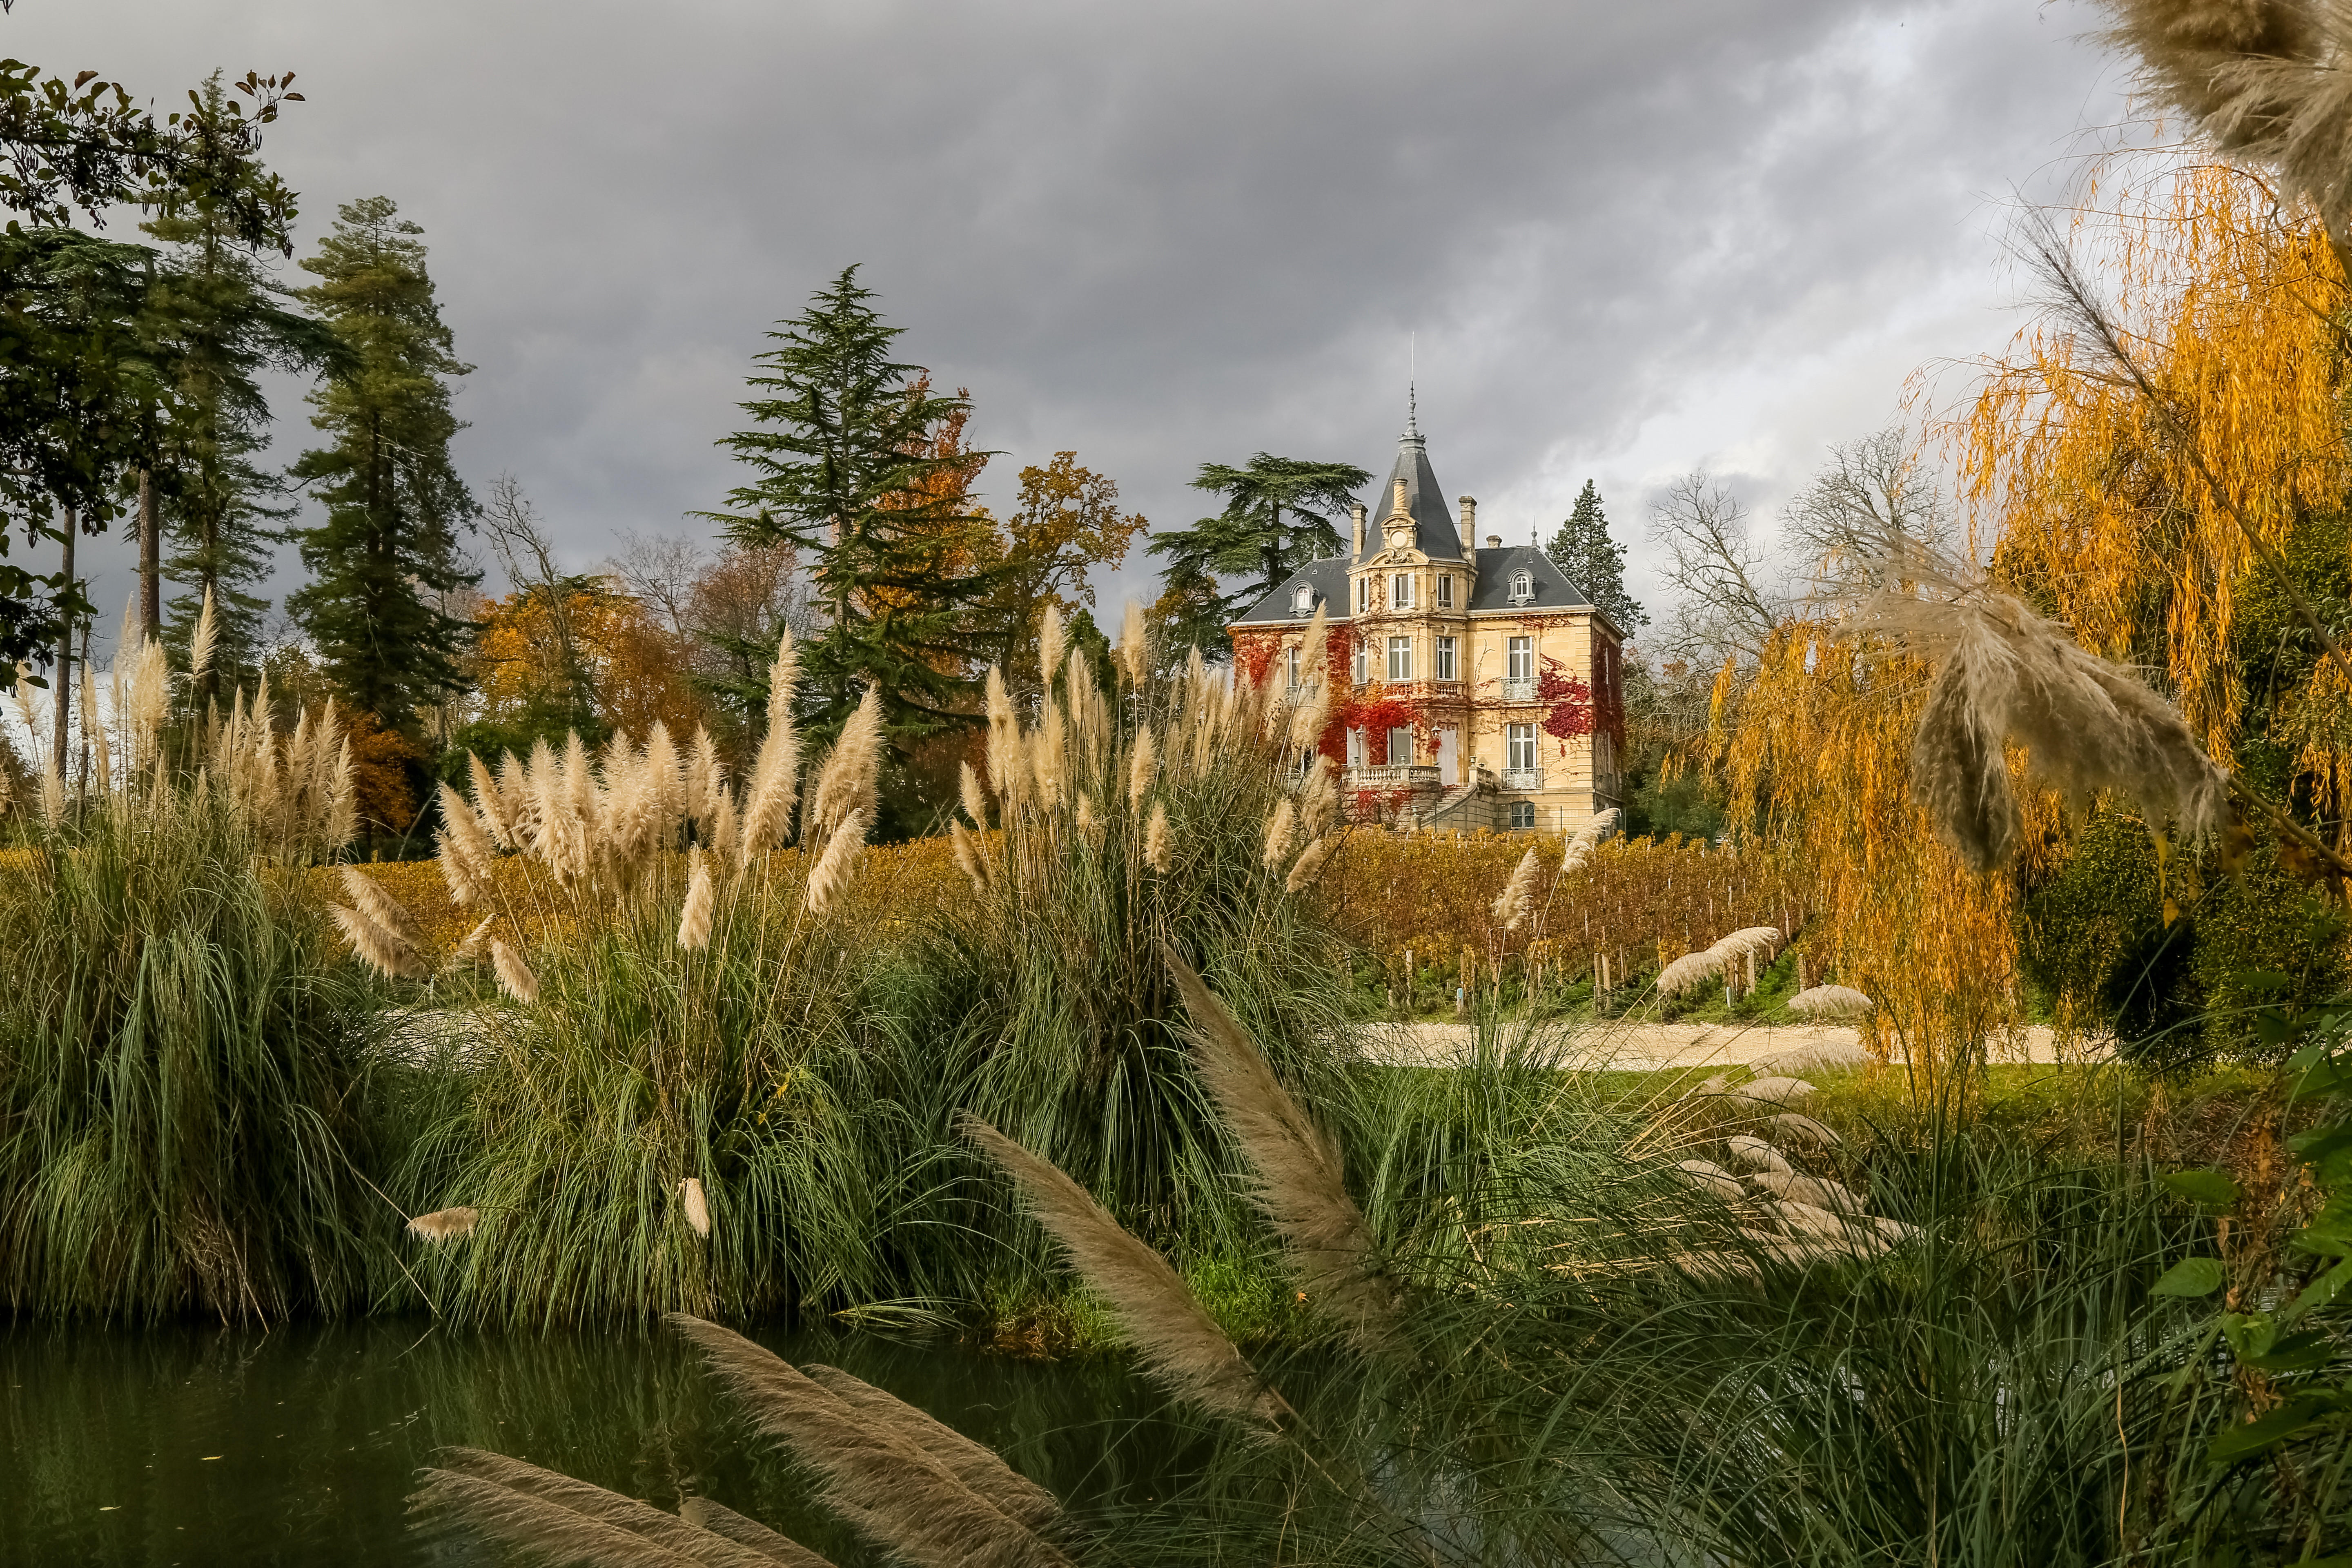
1230 630 1279 688
1537 654 1594 752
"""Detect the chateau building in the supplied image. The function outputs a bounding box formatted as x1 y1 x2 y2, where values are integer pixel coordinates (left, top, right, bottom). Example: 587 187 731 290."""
1229 414 1626 834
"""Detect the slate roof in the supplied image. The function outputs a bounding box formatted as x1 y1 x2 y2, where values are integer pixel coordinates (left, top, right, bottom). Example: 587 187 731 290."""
1358 421 1464 563
1229 416 1601 629
1466 545 1591 614
1232 556 1351 626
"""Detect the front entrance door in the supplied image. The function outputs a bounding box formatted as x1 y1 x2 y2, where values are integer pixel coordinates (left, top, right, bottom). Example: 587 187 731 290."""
1436 728 1459 786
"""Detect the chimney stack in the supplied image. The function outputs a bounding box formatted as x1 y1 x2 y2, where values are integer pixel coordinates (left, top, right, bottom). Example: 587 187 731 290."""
1459 497 1477 571
1486 535 1501 550
1350 501 1366 557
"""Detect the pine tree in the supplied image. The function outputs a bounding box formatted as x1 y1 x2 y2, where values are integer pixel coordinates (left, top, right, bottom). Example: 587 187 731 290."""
1546 479 1645 635
700 265 995 739
140 81 337 697
285 196 477 732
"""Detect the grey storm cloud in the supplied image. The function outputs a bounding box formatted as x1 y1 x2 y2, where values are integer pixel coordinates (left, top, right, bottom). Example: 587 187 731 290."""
7 0 2127 642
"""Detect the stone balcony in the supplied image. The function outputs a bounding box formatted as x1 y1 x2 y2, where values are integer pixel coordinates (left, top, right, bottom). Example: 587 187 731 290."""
1501 767 1545 791
1498 677 1537 702
1344 764 1441 791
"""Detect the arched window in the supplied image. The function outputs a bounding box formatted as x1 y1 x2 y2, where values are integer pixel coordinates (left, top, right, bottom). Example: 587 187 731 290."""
1292 584 1313 614
1509 570 1534 604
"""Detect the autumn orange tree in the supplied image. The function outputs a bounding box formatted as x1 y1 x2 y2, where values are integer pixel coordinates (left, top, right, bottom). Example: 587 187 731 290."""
973 450 1147 698
1949 156 2352 1045
466 586 706 751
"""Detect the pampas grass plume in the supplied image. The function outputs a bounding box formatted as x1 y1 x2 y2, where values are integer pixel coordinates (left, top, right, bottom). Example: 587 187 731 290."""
1039 603 1065 689
961 1116 1277 1426
664 1312 1076 1567
1165 952 1396 1349
1285 830 1336 893
676 1497 834 1567
958 760 987 827
342 866 425 948
434 782 498 908
950 820 989 892
803 805 868 916
808 687 882 841
408 1206 479 1242
985 664 1021 798
189 586 219 686
1492 846 1540 931
468 752 515 849
330 903 421 981
1144 801 1172 872
1656 947 1725 998
1128 725 1157 809
491 939 540 1005
1864 565 2226 870
1261 797 1295 869
1118 597 1149 685
679 1176 712 1238
1786 983 1873 1019
677 849 715 951
447 915 497 970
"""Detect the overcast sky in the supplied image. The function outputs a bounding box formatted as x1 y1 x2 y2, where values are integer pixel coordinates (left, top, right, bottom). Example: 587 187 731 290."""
9 0 2129 654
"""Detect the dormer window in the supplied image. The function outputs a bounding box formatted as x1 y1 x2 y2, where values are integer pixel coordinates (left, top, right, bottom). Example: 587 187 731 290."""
1291 584 1313 615
1508 571 1534 604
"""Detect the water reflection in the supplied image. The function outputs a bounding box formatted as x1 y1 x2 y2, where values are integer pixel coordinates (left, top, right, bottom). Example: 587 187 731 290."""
2 1319 1195 1566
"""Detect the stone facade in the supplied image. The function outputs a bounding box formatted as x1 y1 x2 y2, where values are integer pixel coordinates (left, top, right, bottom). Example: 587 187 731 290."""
1229 420 1625 834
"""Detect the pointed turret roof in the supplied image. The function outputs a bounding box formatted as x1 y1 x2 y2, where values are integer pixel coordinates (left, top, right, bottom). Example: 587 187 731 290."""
1357 389 1463 562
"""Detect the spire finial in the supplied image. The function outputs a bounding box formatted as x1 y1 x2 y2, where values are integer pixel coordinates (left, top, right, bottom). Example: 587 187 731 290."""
1408 380 1417 438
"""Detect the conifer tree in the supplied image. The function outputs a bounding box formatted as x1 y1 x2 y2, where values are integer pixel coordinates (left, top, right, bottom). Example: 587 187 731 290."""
140 79 337 697
702 265 994 739
1546 479 1645 635
1146 452 1370 659
285 196 477 732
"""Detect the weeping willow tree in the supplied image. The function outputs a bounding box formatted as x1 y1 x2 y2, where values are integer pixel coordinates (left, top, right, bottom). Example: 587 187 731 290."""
1959 159 2352 827
1715 627 2026 1084
1948 157 2352 1047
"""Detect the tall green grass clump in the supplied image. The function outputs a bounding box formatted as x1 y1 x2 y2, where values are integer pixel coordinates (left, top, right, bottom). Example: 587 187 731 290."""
897 605 1357 1267
0 782 383 1322
367 635 944 1327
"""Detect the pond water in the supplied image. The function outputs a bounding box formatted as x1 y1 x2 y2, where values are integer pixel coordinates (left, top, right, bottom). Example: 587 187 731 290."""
0 1319 1195 1566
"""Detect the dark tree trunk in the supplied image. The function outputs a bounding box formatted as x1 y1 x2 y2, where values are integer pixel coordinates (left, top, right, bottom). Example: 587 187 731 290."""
138 468 159 645
53 508 75 777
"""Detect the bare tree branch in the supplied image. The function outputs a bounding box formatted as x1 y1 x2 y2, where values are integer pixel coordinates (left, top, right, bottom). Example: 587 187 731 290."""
1647 470 1785 665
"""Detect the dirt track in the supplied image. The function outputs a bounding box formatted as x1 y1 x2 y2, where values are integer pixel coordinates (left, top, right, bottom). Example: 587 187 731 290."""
1358 1019 2082 1073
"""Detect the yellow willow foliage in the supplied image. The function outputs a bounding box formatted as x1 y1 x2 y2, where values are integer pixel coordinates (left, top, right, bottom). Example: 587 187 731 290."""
1721 625 2023 1079
1957 160 2352 803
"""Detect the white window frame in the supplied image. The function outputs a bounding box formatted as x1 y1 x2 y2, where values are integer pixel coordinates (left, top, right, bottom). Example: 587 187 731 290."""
1386 725 1413 764
1355 577 1369 614
1391 572 1413 610
1386 635 1413 682
1434 635 1457 680
1346 727 1365 766
1292 584 1312 614
1286 644 1302 688
1508 637 1533 681
1509 571 1533 604
1351 639 1368 684
1436 573 1454 609
1507 722 1538 771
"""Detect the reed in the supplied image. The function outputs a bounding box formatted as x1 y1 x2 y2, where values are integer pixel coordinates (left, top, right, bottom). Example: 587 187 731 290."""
893 619 1360 1274
0 790 385 1320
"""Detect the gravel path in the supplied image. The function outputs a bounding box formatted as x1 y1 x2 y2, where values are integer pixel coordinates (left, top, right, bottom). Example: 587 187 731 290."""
1358 1019 2083 1073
